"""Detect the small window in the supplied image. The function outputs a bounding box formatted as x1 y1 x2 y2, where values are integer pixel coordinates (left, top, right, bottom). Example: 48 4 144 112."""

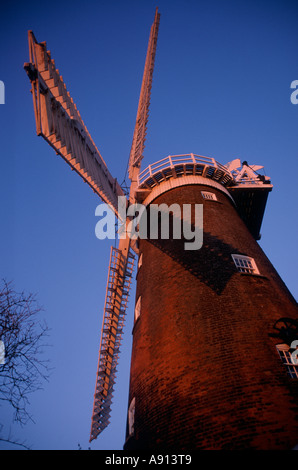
134 296 141 321
138 253 143 270
276 344 298 379
231 254 260 275
201 191 217 201
128 397 136 436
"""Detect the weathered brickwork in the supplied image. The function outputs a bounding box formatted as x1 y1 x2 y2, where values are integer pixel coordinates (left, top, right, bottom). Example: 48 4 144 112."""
124 183 298 450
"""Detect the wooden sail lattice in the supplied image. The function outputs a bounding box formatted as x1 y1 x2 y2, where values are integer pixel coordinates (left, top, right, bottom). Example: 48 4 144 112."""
90 246 135 441
24 31 124 218
128 8 160 179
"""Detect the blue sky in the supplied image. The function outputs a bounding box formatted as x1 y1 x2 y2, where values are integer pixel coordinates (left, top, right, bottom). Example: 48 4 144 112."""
0 0 297 450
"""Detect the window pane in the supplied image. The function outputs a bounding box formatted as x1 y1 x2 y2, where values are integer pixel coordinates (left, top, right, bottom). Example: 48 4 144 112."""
276 344 298 379
231 254 259 275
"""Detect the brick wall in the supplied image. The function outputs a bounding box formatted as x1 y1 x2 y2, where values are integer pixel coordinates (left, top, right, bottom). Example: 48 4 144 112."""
124 183 298 450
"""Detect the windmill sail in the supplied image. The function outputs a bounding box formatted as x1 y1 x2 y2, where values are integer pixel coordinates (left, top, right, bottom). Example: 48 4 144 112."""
24 31 124 218
90 9 160 441
128 7 160 182
90 242 135 442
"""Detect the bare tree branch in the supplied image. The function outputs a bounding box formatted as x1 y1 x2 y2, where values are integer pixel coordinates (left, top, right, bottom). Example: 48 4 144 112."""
0 279 51 428
0 424 31 450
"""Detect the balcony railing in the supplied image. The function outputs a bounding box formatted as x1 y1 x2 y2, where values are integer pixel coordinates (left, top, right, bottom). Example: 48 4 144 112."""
138 154 234 188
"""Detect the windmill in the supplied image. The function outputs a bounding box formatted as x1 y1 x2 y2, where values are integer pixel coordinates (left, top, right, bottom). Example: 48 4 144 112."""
24 9 298 450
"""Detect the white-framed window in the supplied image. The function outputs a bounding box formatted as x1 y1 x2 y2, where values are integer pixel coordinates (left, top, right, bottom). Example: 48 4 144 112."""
231 254 260 275
201 191 217 201
128 397 136 436
134 296 141 321
276 344 298 379
138 253 143 270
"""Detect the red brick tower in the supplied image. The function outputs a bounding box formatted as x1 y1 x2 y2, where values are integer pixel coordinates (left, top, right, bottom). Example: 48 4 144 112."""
124 154 298 451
